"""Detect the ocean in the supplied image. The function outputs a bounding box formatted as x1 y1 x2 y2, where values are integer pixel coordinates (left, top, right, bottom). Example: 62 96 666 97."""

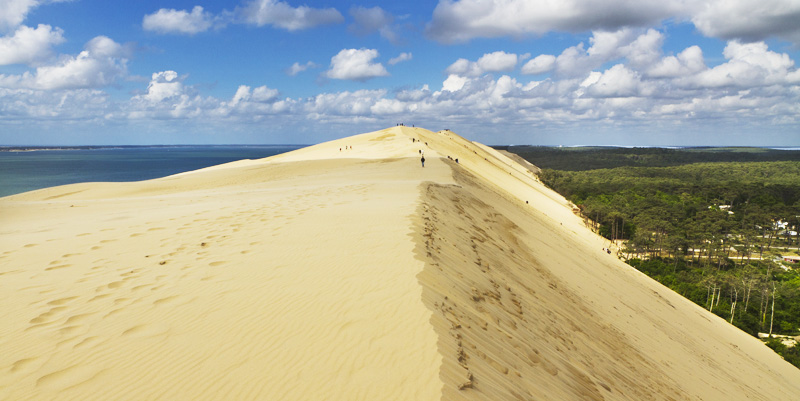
0 145 305 198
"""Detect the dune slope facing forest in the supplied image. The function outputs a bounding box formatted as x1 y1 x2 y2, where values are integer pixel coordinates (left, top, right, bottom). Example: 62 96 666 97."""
1 126 799 400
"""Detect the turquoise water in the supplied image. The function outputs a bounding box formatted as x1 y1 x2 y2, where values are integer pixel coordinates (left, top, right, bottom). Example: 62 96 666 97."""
0 145 304 198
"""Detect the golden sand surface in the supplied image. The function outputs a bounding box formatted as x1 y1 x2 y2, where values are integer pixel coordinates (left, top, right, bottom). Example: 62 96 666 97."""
1 127 799 400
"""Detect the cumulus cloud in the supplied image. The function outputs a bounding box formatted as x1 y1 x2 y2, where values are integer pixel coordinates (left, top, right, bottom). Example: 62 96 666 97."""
396 85 431 101
683 41 800 88
0 24 64 65
388 52 412 65
143 6 216 35
524 28 665 78
348 6 400 43
446 51 521 77
304 89 388 119
646 46 705 78
426 0 681 43
326 48 389 81
238 0 343 31
128 70 226 119
691 0 800 44
216 84 287 117
139 71 185 103
0 36 128 90
442 74 467 92
582 64 649 98
230 84 279 105
521 55 556 75
3 26 798 144
426 0 800 46
286 61 318 76
33 36 127 90
1 0 38 32
0 87 111 122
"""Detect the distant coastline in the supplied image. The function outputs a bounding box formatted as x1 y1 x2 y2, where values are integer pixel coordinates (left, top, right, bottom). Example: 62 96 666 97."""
0 145 305 197
0 144 306 152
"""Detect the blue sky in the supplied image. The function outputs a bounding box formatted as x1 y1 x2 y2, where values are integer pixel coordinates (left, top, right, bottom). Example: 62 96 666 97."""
1 0 799 146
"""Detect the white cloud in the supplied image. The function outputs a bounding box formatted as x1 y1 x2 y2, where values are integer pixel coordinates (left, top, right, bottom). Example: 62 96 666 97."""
140 70 185 103
143 6 216 35
446 51 520 77
442 74 467 92
388 52 412 65
478 51 520 72
0 24 64 65
647 46 705 78
230 84 279 105
426 0 800 46
396 85 431 101
583 64 647 98
426 0 682 43
326 48 389 81
526 28 667 78
0 0 38 32
239 0 343 31
349 6 399 43
521 55 556 75
3 29 798 144
128 70 224 119
0 36 128 90
303 89 388 120
691 0 800 44
684 41 800 88
219 84 284 117
33 36 127 90
286 61 318 76
0 87 111 122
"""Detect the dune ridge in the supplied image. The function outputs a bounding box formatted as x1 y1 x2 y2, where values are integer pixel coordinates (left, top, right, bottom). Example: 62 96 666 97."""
1 126 799 400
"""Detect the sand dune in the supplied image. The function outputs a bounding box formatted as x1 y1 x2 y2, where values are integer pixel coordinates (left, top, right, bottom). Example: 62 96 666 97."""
1 127 799 400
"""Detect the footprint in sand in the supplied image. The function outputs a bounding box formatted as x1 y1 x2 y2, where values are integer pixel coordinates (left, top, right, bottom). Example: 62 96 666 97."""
64 313 95 325
112 297 130 305
121 323 169 338
45 264 71 271
10 357 41 373
73 336 101 349
107 280 125 289
132 284 152 292
87 293 111 302
29 306 68 325
153 295 181 306
35 364 104 391
103 308 124 318
47 296 79 306
58 325 82 336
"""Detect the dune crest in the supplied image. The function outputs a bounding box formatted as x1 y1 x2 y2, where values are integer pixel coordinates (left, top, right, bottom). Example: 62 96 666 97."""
1 127 799 400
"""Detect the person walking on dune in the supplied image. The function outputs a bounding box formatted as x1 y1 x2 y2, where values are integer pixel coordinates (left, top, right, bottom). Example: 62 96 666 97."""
421 155 425 167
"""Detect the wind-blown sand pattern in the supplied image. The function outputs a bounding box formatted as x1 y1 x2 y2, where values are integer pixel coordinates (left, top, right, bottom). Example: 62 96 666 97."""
2 127 799 400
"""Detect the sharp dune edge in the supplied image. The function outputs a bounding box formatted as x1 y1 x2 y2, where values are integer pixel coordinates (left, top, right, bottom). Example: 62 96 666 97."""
1 127 799 400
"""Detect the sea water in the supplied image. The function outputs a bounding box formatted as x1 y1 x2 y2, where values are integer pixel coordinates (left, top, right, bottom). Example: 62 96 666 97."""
0 145 304 198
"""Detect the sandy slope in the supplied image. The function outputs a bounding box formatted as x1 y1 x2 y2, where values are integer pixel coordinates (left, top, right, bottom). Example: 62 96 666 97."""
1 127 799 400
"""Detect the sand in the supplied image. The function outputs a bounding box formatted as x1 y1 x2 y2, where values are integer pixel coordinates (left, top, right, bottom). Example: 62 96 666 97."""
1 126 799 400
